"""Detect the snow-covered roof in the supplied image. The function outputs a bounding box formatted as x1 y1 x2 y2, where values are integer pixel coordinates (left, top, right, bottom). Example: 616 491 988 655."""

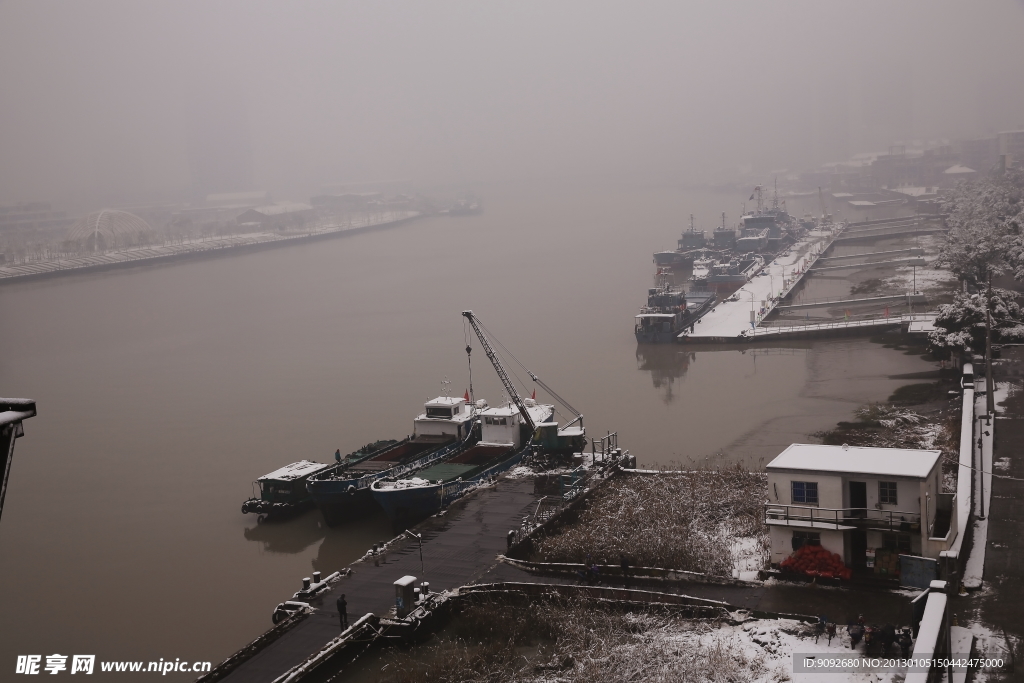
943 164 977 175
250 202 313 216
481 402 552 420
258 460 330 482
767 443 940 479
425 396 465 407
636 313 676 319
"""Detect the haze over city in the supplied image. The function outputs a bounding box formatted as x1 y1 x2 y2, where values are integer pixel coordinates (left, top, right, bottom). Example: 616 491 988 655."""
2 0 1024 207
3 2 1024 682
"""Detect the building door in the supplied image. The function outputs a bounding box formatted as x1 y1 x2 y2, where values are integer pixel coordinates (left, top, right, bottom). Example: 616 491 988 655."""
851 529 867 569
849 481 867 518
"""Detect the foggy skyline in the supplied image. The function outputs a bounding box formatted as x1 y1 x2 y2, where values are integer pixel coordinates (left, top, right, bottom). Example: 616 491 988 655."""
2 0 1024 207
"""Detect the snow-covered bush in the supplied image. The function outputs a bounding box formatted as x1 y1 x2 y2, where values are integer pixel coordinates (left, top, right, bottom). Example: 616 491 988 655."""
533 468 767 577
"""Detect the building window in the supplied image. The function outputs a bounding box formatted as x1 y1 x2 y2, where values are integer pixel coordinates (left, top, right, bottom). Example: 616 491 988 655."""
792 530 821 551
879 481 898 505
792 481 818 505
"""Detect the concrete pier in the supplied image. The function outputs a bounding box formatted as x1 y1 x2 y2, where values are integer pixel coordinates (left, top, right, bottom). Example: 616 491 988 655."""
680 226 842 343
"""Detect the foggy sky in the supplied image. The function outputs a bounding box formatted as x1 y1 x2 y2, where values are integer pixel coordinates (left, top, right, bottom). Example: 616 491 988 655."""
2 0 1023 207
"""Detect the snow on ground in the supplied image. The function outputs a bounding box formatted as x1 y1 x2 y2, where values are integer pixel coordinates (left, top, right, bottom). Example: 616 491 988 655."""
964 517 989 589
993 457 1010 471
963 621 1014 683
992 381 1013 414
626 615 910 683
730 536 767 581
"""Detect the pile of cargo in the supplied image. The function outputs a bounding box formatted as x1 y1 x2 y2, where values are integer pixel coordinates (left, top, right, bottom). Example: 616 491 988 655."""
778 543 853 580
867 548 901 576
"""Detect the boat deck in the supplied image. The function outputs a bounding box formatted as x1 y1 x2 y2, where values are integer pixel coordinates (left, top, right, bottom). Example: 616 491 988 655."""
344 438 454 474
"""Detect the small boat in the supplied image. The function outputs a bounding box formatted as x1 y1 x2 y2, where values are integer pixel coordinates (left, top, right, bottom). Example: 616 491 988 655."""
306 396 479 525
242 460 334 518
370 400 554 524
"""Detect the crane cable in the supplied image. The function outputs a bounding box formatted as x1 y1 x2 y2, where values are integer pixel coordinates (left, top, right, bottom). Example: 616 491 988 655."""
474 317 583 420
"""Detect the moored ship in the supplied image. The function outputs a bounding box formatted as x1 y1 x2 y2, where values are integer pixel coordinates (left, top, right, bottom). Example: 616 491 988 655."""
370 400 554 524
306 396 479 525
634 282 715 343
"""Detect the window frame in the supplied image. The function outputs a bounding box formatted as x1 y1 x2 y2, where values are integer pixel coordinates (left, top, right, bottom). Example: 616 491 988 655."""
879 481 898 506
791 480 819 506
792 530 821 551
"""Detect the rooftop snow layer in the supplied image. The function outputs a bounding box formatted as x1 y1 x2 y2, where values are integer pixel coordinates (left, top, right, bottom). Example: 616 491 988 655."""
767 443 940 479
258 460 331 481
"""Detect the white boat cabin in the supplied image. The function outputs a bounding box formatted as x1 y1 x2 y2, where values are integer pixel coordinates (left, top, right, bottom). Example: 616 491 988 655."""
479 400 554 447
765 444 954 570
413 396 476 441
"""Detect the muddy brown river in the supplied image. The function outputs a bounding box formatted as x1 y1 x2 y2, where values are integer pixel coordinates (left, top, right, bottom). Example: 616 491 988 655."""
0 182 937 677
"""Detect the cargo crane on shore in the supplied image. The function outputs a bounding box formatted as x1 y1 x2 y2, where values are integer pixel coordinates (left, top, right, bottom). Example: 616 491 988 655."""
462 311 585 441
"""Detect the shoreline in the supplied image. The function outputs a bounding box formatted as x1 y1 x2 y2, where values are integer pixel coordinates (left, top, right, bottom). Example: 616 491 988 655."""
0 211 422 286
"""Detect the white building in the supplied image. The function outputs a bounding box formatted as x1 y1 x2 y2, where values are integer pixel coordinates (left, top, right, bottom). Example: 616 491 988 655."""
765 444 956 570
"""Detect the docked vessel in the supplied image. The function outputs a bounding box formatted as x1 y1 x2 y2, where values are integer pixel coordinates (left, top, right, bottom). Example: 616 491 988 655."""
653 215 718 269
689 251 714 284
369 310 587 525
707 253 765 283
634 282 716 343
306 396 479 525
242 460 334 518
370 400 554 524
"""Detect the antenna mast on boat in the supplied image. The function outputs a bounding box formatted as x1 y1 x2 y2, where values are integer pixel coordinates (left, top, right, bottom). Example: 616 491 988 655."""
462 311 536 432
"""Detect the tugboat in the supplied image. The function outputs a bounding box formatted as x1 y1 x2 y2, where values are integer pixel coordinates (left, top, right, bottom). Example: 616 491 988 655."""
306 396 479 525
634 281 715 343
370 310 586 525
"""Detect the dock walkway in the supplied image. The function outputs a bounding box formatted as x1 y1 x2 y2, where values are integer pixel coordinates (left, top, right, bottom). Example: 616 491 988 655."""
211 471 920 682
681 227 841 343
218 478 542 683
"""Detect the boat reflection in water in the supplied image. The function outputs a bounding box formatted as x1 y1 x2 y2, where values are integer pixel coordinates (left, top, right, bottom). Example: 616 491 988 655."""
243 505 395 577
635 345 696 404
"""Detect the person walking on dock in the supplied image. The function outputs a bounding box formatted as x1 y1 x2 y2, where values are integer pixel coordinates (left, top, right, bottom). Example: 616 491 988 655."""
337 594 348 630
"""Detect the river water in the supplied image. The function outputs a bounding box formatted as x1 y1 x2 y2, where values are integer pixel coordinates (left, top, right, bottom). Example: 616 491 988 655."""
0 181 937 676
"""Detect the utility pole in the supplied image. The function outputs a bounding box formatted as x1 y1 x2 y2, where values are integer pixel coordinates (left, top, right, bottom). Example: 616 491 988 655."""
985 274 995 416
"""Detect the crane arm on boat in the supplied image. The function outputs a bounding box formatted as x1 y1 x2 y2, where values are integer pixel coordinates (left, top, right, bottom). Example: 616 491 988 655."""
462 311 536 433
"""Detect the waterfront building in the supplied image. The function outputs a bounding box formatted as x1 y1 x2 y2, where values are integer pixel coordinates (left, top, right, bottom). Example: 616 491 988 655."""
236 202 315 229
765 444 956 571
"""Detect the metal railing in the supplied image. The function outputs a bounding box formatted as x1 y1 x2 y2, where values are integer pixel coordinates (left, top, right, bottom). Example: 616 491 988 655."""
748 312 934 336
764 503 922 533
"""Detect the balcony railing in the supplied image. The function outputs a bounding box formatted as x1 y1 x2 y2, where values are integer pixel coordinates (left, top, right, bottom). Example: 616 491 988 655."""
765 504 922 533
